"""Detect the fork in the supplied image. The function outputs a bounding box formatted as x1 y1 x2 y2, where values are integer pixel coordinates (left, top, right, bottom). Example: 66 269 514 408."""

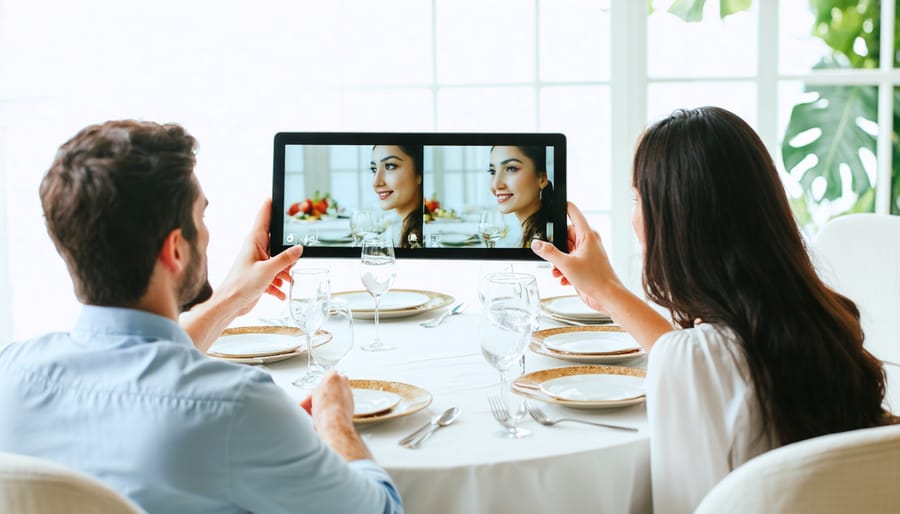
420 302 466 328
527 405 638 432
487 395 512 428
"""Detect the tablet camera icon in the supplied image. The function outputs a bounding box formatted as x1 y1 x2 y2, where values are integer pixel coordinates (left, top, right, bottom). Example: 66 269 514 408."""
286 233 295 244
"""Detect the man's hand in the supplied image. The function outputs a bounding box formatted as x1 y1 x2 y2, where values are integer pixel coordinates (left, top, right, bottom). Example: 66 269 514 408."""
301 371 374 462
182 199 303 352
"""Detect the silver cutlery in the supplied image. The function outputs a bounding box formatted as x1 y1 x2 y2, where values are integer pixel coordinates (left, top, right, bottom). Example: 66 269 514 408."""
399 407 460 448
420 302 466 328
527 404 637 432
487 395 512 428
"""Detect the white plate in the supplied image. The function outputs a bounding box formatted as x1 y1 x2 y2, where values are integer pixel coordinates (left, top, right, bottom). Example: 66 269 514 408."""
543 331 640 355
437 232 480 246
539 374 645 402
340 291 431 312
542 295 611 320
352 388 403 417
529 341 644 364
208 326 331 358
333 289 455 320
317 231 353 244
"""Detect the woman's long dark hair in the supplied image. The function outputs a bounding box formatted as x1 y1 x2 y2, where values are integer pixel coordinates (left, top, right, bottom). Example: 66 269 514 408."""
514 146 553 248
397 145 423 248
633 107 889 446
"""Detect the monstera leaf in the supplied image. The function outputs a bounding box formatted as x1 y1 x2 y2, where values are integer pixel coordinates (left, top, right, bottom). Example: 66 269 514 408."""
781 80 878 203
666 0 752 22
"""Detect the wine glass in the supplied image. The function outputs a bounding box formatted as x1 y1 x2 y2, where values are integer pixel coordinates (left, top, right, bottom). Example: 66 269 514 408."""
288 267 331 387
479 272 540 438
479 210 507 248
350 209 374 246
360 236 396 352
313 299 354 372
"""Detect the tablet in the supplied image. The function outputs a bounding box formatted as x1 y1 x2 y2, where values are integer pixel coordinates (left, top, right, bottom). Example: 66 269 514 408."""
270 132 566 260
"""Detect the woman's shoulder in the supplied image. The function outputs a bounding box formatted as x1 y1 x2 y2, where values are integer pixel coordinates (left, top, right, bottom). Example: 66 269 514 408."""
650 323 744 370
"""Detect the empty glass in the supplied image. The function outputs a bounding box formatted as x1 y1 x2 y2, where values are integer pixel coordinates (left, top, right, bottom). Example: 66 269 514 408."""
479 272 540 438
360 236 396 351
288 267 330 387
350 209 375 246
313 299 354 372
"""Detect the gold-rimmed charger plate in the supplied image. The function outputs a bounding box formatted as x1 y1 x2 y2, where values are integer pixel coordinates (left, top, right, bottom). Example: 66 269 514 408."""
349 379 433 424
530 326 644 364
541 295 612 322
512 365 646 409
333 289 455 320
207 326 331 359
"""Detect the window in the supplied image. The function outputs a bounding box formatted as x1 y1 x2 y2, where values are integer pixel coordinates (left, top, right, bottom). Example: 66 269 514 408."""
1 0 897 340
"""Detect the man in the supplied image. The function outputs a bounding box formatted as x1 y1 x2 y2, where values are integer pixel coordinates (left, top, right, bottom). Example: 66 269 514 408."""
0 120 402 513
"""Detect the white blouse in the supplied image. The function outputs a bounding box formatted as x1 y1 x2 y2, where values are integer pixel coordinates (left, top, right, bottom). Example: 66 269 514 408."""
646 323 773 514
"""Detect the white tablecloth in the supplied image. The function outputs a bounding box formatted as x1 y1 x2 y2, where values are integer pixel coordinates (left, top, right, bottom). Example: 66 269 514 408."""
245 259 652 514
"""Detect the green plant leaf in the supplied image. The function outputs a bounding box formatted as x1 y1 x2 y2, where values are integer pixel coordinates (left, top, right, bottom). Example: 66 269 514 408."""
665 0 751 22
667 0 706 22
781 79 877 202
720 0 751 17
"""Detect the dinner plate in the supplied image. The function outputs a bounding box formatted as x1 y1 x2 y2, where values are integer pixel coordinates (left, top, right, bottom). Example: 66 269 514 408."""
539 374 645 402
352 388 403 417
530 326 644 364
512 365 646 409
436 232 481 247
529 341 644 364
338 291 431 311
349 379 433 424
541 295 612 321
209 350 305 365
542 329 640 355
332 289 455 320
317 231 354 244
207 326 332 358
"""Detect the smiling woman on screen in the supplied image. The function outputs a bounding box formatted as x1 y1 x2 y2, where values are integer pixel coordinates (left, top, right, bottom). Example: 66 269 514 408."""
371 145 423 249
489 145 553 248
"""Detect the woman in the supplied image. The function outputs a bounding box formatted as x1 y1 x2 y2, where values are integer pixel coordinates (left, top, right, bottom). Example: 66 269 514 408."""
531 107 893 514
371 145 423 248
489 146 553 247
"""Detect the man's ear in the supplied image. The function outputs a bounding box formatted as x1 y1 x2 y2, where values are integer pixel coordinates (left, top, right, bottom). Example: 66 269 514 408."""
158 228 186 273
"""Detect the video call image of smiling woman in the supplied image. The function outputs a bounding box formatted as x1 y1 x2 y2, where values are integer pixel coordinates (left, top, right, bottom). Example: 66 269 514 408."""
277 139 557 254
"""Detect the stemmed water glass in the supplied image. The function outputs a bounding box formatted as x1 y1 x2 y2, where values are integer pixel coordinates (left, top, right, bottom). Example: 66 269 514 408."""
479 272 540 438
313 299 354 373
288 267 331 387
360 236 396 352
479 210 507 248
350 209 374 246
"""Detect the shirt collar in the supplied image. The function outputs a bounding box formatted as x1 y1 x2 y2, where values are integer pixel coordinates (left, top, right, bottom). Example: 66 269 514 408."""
71 305 194 348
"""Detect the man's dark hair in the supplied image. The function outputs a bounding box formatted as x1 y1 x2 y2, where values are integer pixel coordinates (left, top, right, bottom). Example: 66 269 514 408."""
40 120 199 306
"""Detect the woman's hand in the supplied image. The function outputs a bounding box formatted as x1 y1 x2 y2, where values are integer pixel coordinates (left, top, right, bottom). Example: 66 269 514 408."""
531 202 621 312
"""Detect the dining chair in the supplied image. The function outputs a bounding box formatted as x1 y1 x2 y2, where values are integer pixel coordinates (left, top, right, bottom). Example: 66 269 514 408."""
811 213 900 410
0 452 145 514
694 424 900 514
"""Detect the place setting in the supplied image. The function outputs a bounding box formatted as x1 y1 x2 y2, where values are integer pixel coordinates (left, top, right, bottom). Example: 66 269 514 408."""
206 326 332 365
541 294 615 326
511 365 647 409
350 379 433 425
529 325 645 364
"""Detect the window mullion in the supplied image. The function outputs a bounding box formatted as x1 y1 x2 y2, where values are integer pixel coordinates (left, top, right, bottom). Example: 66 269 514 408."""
876 0 896 214
757 0 779 162
610 0 647 291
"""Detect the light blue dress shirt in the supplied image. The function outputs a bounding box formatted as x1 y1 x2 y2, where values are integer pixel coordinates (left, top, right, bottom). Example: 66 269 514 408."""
0 306 402 514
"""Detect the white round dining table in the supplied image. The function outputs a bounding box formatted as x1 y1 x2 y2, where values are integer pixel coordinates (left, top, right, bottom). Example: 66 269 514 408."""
242 259 652 514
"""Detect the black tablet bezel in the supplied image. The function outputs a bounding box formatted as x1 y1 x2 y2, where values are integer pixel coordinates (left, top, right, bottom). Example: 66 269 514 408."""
270 132 567 260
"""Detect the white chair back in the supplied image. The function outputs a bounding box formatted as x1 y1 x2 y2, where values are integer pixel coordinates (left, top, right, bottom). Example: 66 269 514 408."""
0 452 144 514
695 424 900 514
812 213 900 409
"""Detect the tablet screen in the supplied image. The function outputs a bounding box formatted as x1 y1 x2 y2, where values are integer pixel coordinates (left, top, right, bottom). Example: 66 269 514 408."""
271 132 566 260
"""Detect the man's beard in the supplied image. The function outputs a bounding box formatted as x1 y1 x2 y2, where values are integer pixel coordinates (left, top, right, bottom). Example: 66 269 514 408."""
179 243 213 313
